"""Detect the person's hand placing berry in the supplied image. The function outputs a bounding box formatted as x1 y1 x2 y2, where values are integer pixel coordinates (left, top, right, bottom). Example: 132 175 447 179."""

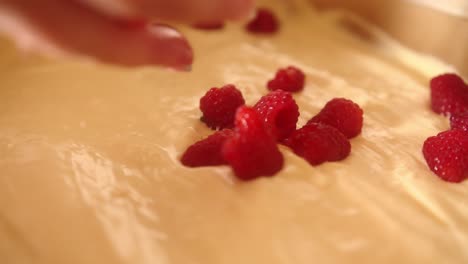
0 0 254 69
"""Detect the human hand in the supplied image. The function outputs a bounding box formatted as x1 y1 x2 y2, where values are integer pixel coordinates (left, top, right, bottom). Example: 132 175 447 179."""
0 0 254 69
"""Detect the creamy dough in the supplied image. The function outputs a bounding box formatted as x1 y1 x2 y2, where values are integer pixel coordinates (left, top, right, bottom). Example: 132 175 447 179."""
1 1 467 264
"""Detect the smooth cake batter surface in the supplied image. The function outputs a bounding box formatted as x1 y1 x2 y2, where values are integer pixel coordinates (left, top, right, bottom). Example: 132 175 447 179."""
1 1 467 264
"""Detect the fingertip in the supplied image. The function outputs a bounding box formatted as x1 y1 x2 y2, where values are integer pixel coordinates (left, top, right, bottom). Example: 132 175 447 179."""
223 0 256 20
145 23 193 69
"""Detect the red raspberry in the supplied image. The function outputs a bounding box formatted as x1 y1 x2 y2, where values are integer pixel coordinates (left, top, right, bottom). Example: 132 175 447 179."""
245 8 279 34
267 66 305 92
192 21 225 30
253 90 300 141
450 112 468 131
200 84 245 129
422 129 468 183
181 129 234 167
222 106 284 180
307 98 363 139
284 123 351 166
430 73 468 116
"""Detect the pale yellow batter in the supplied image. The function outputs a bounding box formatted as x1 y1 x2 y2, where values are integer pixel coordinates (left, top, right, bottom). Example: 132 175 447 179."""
1 1 467 264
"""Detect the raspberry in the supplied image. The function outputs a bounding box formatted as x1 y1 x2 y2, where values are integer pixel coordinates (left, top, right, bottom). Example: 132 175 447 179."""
422 129 468 183
430 73 468 116
253 90 300 141
222 106 284 180
245 8 279 34
284 123 351 166
200 84 245 129
450 112 468 131
307 98 363 139
181 129 234 167
267 66 305 92
192 21 225 30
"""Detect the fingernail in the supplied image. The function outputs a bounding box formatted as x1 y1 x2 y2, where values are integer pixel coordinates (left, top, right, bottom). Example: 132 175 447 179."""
146 24 193 69
147 23 182 38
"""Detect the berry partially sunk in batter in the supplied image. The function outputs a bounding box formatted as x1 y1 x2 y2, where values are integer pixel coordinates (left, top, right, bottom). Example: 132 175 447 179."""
422 129 468 183
430 73 468 116
200 84 245 129
254 90 299 141
222 106 284 180
181 129 234 167
267 66 305 92
245 8 279 34
308 98 363 139
284 122 351 166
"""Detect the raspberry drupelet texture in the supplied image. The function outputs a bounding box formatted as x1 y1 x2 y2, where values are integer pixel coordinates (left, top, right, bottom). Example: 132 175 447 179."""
267 66 305 92
284 122 351 166
199 84 245 129
222 106 284 180
430 73 468 116
245 8 279 34
181 129 234 167
450 112 468 131
308 98 363 139
422 129 468 183
253 90 300 141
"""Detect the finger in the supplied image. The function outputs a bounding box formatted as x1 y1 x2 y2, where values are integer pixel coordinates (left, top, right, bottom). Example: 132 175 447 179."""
0 0 193 68
79 0 255 23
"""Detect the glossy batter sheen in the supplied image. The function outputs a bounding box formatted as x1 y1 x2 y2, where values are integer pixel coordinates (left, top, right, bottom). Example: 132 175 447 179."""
1 2 467 264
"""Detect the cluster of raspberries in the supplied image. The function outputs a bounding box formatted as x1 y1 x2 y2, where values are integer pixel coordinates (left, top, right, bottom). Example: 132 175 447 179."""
181 66 364 181
190 7 468 184
423 73 468 183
